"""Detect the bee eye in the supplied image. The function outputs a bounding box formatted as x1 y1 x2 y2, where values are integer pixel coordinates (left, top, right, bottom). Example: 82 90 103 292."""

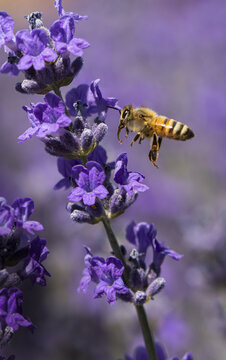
122 109 130 119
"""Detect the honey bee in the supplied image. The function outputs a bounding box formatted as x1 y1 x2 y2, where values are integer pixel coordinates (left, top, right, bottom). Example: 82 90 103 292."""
108 105 194 168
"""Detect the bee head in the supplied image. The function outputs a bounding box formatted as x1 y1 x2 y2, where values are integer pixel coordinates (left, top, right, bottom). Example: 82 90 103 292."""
121 105 133 122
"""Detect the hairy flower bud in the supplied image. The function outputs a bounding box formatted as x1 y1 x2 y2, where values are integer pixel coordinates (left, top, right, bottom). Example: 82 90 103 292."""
134 291 147 305
93 123 108 143
146 277 166 300
81 129 93 151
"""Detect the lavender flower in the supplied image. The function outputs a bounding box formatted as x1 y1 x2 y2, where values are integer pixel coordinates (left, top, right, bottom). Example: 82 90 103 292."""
68 161 108 205
114 153 149 196
0 12 15 50
0 288 34 332
66 79 118 120
126 221 183 276
16 29 57 71
50 16 89 57
0 198 15 236
126 222 156 261
0 197 43 236
54 158 81 190
21 237 51 286
11 197 43 234
152 238 183 276
0 196 49 287
0 5 89 96
0 53 19 76
18 93 71 143
78 247 131 305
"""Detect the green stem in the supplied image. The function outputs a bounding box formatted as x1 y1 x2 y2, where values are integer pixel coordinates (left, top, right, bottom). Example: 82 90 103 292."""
101 216 157 360
135 305 158 360
102 216 130 284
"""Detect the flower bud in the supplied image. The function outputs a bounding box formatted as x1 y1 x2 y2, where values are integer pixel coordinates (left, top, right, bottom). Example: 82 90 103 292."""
73 116 85 136
70 208 92 223
93 123 108 143
59 130 80 153
134 291 147 305
70 57 83 78
146 277 166 299
81 129 93 151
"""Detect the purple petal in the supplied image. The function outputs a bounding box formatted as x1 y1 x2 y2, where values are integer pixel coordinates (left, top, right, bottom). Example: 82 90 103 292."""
17 55 33 70
68 187 85 202
22 220 44 234
32 54 45 71
36 123 59 137
17 126 38 143
82 192 96 206
105 286 117 305
93 185 108 199
87 162 106 190
114 153 129 184
126 221 136 245
56 114 71 127
50 16 74 43
67 37 90 56
41 47 57 62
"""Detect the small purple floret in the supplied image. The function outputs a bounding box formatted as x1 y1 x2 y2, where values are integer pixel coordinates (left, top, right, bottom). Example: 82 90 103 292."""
68 161 108 205
0 288 34 332
12 197 43 235
0 61 19 76
54 158 81 190
0 12 15 49
50 16 89 57
152 238 183 275
66 79 118 120
16 29 57 71
18 93 71 142
22 237 51 286
114 153 149 196
78 247 130 305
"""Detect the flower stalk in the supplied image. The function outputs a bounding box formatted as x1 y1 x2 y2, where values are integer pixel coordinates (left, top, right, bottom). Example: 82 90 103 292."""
102 216 157 360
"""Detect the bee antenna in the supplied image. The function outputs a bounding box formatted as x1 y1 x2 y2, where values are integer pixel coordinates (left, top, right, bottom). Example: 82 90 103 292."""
107 105 121 114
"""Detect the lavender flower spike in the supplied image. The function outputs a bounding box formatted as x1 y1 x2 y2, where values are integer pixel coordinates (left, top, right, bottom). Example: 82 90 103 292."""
114 153 149 196
68 161 108 206
78 247 131 305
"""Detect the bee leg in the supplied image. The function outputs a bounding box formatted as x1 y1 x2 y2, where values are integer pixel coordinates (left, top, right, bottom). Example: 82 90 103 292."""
130 133 140 148
117 122 125 144
125 127 129 139
158 136 162 149
149 133 160 168
139 134 145 144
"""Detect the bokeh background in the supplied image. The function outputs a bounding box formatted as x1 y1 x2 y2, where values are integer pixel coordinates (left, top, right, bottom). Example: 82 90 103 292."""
1 0 226 359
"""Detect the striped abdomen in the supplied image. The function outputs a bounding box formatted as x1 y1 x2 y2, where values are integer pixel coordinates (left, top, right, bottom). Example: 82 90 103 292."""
152 116 194 141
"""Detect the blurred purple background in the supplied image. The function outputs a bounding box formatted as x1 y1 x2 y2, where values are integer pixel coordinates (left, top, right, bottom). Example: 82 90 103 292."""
1 0 226 359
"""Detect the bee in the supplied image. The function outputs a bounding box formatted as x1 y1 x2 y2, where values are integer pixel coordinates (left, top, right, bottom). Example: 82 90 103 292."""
108 105 194 168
